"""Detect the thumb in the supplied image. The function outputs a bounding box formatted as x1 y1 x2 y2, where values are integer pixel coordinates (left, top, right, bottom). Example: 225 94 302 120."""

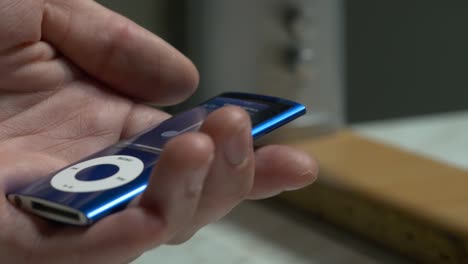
42 0 198 105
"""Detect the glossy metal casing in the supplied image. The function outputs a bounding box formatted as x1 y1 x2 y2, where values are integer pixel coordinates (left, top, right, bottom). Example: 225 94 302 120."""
7 92 305 225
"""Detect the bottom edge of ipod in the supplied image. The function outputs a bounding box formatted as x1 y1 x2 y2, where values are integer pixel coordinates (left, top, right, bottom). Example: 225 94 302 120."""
7 194 89 226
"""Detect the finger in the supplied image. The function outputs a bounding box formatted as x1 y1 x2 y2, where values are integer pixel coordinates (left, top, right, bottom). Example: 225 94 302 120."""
42 0 198 105
120 104 170 139
0 57 78 93
0 0 42 51
41 133 214 263
139 132 214 241
247 145 319 200
168 106 254 244
26 208 167 264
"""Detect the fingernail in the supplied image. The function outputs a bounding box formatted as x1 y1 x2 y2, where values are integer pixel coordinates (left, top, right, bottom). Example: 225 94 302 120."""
225 125 250 166
284 170 317 191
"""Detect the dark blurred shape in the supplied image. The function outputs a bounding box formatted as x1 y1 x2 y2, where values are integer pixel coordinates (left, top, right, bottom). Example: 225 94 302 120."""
96 1 188 52
346 0 468 122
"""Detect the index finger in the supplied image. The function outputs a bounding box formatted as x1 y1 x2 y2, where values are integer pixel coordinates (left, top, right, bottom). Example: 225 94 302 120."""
42 0 199 105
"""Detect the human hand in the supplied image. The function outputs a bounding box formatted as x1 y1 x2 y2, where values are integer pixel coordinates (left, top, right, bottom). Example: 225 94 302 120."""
0 1 318 263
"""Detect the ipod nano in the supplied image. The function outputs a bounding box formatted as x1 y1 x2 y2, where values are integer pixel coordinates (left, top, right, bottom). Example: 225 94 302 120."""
7 92 306 225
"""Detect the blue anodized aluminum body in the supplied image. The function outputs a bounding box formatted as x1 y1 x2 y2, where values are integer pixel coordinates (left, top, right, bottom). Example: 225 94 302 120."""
7 93 306 225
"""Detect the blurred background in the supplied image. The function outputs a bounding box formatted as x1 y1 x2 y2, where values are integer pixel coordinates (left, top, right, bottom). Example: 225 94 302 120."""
98 0 468 127
97 1 468 263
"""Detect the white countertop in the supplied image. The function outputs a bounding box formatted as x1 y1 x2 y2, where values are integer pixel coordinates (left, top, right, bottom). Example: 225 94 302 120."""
353 110 468 171
133 111 468 264
134 201 407 264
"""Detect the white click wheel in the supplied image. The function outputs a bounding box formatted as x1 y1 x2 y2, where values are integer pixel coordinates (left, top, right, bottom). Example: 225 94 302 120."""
51 155 144 192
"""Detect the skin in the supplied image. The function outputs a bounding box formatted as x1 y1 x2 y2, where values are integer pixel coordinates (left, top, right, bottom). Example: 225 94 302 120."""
0 0 318 263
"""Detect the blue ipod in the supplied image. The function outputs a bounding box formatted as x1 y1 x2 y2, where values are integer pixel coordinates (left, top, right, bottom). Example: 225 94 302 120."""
7 92 306 225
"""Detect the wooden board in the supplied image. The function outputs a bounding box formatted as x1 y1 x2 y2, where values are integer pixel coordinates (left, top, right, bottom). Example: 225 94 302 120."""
279 130 468 263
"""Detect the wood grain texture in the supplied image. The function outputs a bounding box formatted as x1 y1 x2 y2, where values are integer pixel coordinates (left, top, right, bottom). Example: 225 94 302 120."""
280 130 468 263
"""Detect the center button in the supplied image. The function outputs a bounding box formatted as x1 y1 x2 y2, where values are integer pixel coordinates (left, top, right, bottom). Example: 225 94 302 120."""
75 164 120 181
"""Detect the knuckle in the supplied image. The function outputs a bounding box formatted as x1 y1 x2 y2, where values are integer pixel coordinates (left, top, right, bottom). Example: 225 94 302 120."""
93 18 132 76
